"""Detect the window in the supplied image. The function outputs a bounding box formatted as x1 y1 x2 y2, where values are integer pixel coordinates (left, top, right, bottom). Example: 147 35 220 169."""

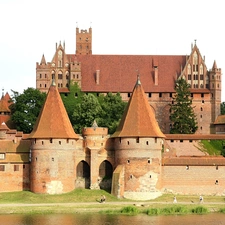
128 93 131 97
159 93 162 98
14 165 19 171
148 93 151 98
0 153 5 160
170 93 172 98
40 74 42 78
0 165 5 171
201 93 204 98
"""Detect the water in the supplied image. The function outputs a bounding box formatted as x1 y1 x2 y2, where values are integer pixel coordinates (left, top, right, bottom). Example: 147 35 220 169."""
1 213 225 225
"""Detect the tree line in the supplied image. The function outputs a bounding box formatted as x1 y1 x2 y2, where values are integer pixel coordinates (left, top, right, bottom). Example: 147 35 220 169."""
9 78 224 135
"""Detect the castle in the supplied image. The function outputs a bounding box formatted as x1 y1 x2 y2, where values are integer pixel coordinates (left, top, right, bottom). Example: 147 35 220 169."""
1 77 225 199
36 27 222 134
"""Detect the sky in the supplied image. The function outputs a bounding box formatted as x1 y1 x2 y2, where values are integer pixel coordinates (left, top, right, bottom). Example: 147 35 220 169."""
1 0 225 101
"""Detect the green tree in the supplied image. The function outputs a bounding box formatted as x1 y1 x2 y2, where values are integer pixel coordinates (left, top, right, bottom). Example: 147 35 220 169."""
61 82 83 125
170 78 198 134
98 92 127 134
221 102 225 115
10 88 46 133
72 93 102 133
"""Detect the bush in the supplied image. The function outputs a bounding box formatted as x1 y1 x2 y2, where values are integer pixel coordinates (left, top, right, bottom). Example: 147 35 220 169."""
191 206 208 214
121 206 139 215
146 208 161 215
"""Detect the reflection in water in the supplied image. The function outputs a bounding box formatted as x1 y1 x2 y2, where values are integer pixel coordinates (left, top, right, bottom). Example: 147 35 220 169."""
1 213 225 225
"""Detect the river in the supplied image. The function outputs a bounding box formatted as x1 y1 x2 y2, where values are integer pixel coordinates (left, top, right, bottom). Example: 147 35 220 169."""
1 213 225 225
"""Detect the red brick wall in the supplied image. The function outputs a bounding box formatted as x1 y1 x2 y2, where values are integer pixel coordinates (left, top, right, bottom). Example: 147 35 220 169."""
0 164 29 192
161 165 225 195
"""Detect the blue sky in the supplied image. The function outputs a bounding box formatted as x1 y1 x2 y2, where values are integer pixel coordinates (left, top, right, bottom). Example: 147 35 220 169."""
1 0 225 101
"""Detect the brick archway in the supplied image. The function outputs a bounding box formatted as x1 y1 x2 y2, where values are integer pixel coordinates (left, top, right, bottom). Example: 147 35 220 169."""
99 160 113 191
76 160 90 189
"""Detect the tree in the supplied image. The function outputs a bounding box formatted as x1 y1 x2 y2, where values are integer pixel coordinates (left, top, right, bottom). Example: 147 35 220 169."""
98 92 127 134
221 102 225 115
10 88 46 133
72 93 102 133
60 82 84 125
170 78 198 134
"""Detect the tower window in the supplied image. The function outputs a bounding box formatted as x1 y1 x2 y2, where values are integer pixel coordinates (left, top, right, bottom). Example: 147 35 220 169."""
14 165 19 171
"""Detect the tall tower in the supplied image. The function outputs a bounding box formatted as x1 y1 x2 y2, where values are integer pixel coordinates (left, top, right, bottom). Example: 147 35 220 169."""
209 61 222 126
76 27 92 55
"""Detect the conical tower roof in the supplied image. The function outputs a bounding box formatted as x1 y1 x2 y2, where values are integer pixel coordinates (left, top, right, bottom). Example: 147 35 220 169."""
28 82 79 139
0 122 9 131
111 76 165 138
40 54 46 65
0 95 10 113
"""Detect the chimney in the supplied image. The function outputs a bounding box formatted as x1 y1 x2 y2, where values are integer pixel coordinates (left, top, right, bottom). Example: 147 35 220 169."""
96 70 100 85
154 66 158 85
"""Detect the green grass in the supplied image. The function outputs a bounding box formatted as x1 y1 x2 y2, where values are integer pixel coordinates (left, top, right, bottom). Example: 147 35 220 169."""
0 191 225 215
200 140 223 155
0 189 119 204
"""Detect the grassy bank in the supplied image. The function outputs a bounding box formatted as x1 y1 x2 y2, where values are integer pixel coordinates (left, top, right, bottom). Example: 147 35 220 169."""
0 190 225 215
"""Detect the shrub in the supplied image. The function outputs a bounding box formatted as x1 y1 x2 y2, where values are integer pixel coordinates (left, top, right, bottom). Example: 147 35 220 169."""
121 206 139 215
191 206 208 214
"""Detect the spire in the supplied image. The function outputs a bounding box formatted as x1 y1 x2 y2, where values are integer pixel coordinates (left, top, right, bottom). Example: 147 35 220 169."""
212 60 217 69
40 54 46 65
28 85 79 139
111 77 165 138
92 120 98 128
0 94 10 113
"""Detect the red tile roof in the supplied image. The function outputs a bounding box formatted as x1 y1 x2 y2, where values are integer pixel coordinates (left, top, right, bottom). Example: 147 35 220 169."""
162 156 225 166
111 77 165 138
214 115 225 124
0 122 9 131
28 83 79 139
68 54 187 93
0 94 10 112
165 134 225 140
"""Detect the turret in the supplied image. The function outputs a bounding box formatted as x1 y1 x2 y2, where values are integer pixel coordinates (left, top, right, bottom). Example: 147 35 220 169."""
111 76 165 200
209 60 222 126
76 27 92 55
28 81 79 194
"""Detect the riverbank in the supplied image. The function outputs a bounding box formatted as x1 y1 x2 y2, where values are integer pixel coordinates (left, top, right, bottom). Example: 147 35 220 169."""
0 190 225 215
